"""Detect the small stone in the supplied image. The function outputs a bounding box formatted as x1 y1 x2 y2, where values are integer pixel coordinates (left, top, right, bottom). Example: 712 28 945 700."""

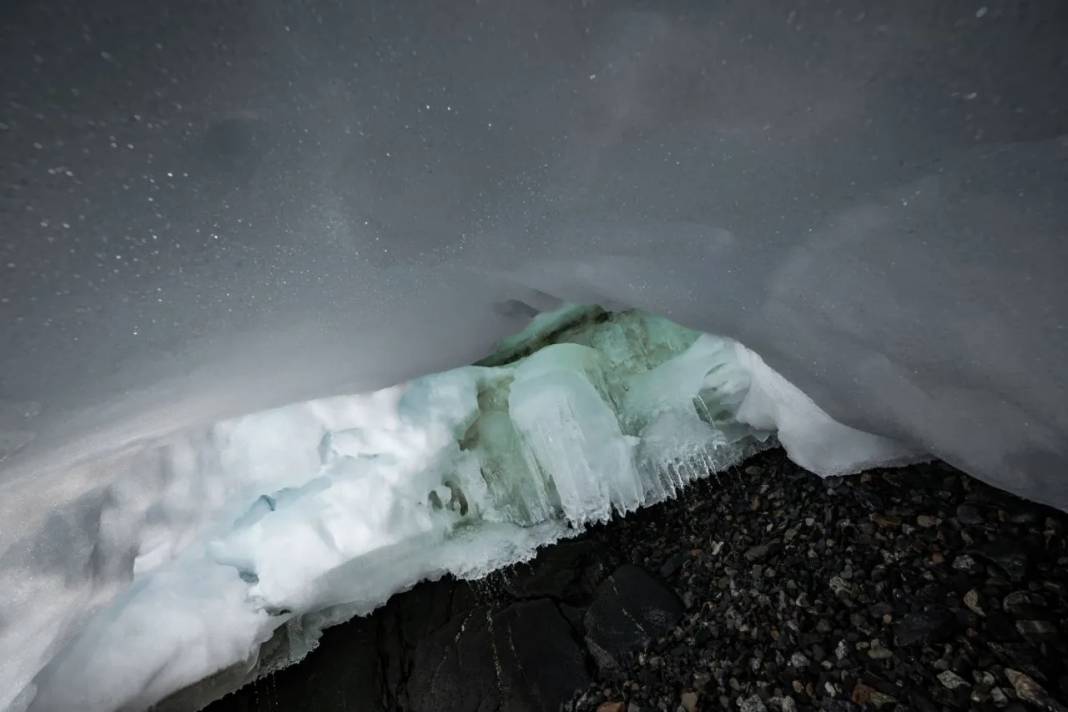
989 687 1008 707
938 670 970 690
930 551 945 565
1003 590 1047 617
976 540 1029 581
852 684 897 708
829 576 852 597
745 544 771 562
680 691 698 712
659 552 687 579
963 589 985 617
894 608 956 647
871 513 901 528
737 694 768 712
867 640 893 660
852 683 876 705
869 691 897 707
917 514 939 528
789 652 809 669
1004 669 1068 712
597 703 626 712
835 639 849 660
1015 619 1058 643
956 504 984 525
952 554 979 573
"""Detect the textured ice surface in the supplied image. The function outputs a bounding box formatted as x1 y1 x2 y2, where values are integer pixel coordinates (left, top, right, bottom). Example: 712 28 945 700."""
0 309 920 712
3 0 1066 513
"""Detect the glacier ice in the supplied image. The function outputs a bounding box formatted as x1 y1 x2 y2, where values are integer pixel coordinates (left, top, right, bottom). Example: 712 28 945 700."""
0 308 920 712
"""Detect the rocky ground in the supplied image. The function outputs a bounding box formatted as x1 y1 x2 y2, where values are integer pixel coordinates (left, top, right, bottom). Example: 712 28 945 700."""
202 450 1068 712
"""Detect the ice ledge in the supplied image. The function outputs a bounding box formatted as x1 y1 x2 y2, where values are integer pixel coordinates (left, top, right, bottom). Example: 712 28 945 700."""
9 307 921 712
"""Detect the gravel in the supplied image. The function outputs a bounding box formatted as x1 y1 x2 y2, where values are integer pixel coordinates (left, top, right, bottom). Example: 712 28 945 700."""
565 450 1068 712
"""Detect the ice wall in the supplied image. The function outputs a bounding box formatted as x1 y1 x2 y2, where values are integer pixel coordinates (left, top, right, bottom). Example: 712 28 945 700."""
1 310 919 712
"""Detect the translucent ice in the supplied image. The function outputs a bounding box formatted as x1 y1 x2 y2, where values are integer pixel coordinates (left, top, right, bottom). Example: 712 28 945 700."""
1 308 918 712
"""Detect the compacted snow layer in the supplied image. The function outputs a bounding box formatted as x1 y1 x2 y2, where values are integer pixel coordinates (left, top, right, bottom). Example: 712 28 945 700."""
1 309 920 712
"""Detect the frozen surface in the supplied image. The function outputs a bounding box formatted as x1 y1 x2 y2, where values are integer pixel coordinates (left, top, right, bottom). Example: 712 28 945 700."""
1 310 921 711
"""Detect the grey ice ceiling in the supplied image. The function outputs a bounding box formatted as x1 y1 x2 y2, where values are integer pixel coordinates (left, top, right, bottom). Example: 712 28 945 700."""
1 0 1066 505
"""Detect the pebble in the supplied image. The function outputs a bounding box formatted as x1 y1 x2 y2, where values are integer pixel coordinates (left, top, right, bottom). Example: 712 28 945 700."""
852 682 897 708
737 694 767 712
938 670 970 690
1004 668 1068 712
560 451 1068 712
952 554 979 573
990 686 1008 706
867 640 893 660
828 576 852 597
1016 619 1058 643
957 504 985 525
1004 590 1047 617
964 588 985 616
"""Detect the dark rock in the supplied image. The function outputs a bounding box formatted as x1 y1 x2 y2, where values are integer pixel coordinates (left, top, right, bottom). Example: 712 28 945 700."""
938 670 970 690
1005 668 1068 712
1004 590 1049 618
986 613 1022 642
1016 620 1059 645
745 543 773 562
408 598 590 712
894 607 957 647
957 504 985 525
974 540 1031 582
737 694 768 712
909 689 942 712
584 565 684 670
503 539 608 602
658 551 687 579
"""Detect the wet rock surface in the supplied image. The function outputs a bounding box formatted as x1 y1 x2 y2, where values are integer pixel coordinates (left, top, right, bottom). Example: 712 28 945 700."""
202 450 1068 712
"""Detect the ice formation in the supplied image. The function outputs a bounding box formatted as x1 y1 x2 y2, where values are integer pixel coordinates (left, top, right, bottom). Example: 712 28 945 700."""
2 2 1065 710
1 308 920 712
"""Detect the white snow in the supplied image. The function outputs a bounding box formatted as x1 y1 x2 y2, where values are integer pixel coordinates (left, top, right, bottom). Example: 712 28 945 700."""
2 308 919 712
